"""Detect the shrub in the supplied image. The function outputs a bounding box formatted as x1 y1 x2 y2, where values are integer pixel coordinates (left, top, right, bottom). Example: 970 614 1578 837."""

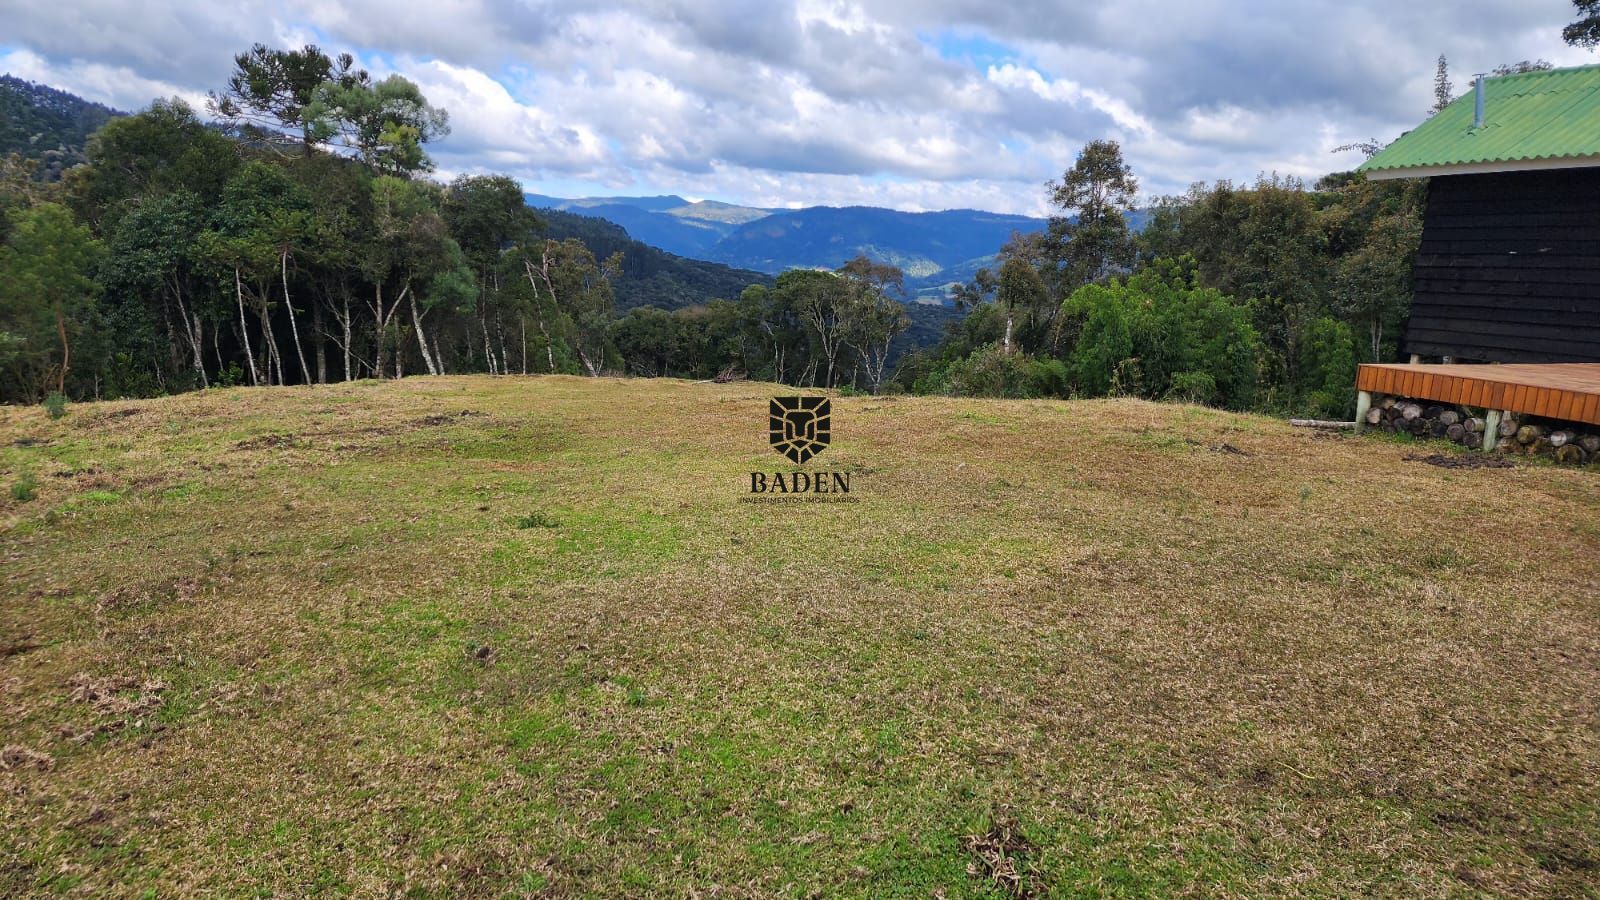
10 473 37 502
1167 370 1218 405
935 345 1029 398
42 392 68 419
515 512 559 529
1293 316 1358 418
215 362 246 388
1059 257 1260 408
1025 357 1071 398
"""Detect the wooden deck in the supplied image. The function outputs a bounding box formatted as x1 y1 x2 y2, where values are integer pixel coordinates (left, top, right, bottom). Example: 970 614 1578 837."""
1356 363 1600 426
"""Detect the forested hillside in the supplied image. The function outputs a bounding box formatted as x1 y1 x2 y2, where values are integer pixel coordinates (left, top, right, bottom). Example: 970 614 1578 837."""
534 207 771 312
1 44 1423 413
0 75 121 181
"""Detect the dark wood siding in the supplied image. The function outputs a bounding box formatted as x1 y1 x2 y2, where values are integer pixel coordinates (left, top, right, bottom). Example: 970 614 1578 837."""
1404 168 1600 362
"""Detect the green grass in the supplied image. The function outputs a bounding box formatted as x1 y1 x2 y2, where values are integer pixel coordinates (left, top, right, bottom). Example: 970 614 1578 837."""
2 375 1598 896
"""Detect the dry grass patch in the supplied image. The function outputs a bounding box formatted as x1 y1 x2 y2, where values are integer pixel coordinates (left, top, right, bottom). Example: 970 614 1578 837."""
2 375 1598 896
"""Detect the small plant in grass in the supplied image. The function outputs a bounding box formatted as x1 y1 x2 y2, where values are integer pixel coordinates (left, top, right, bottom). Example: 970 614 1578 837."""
515 512 559 529
42 392 68 420
11 473 38 502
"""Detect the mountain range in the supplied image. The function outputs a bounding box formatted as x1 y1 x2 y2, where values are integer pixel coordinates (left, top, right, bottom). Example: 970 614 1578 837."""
1 72 1011 350
525 193 1050 300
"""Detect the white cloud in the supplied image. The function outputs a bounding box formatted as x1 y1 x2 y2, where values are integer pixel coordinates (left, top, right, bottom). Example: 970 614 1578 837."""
1 0 1592 214
0 48 209 113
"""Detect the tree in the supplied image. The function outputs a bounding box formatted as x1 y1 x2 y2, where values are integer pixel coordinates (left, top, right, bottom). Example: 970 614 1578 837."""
1333 208 1422 362
1137 175 1327 383
1492 60 1554 75
1565 1 1600 48
209 43 370 154
291 152 375 382
102 191 212 387
204 162 317 386
775 269 851 388
398 212 475 376
1293 317 1358 418
73 99 238 229
1059 258 1259 408
950 268 996 313
612 306 686 377
1044 140 1138 295
360 176 444 378
737 282 808 384
443 175 540 373
524 238 619 376
1431 55 1453 115
837 255 910 393
994 246 1050 354
0 203 103 397
306 76 450 175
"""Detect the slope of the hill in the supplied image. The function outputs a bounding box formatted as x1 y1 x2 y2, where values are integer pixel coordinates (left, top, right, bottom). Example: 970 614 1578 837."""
535 206 771 310
3 377 1598 896
0 74 122 180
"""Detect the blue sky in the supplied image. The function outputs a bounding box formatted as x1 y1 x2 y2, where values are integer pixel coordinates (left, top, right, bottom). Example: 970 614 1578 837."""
0 0 1591 214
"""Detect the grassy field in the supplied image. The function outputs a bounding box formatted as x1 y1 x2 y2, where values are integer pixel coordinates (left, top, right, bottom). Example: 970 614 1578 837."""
2 375 1598 897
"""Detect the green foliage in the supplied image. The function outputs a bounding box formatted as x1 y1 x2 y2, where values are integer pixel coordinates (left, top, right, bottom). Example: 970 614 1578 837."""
0 76 120 181
917 344 1070 399
0 57 1419 416
10 472 37 502
1293 317 1358 419
0 202 104 401
75 99 238 228
1045 139 1138 294
934 343 1036 398
1324 178 1427 360
1131 171 1424 415
535 206 770 312
306 76 449 175
210 43 369 147
42 392 68 419
1167 371 1218 405
1566 0 1600 47
1059 258 1260 408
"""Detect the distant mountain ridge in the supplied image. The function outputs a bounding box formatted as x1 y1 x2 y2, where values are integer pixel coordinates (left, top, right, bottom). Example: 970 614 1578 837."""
524 192 1052 299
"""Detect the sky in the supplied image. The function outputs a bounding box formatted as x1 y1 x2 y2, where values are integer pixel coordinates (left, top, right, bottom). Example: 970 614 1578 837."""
0 0 1592 215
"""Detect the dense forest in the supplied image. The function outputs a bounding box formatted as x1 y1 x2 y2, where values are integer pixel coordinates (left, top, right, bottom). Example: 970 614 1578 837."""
894 162 1425 417
534 206 773 312
2 41 1424 415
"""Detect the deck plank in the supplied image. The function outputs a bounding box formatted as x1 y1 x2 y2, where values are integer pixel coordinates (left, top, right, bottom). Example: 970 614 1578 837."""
1356 363 1600 425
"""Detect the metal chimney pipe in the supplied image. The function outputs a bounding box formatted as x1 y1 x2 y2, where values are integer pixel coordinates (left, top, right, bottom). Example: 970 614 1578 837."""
1473 74 1486 129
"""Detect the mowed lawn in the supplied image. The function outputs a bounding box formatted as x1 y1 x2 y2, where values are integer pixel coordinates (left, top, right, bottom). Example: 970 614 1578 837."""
2 376 1598 897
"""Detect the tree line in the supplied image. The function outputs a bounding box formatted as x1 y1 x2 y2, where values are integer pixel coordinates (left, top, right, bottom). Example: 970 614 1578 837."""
0 44 919 403
0 40 1453 416
888 141 1425 418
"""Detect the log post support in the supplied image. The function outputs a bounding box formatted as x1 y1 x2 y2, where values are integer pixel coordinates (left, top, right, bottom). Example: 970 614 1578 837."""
1354 390 1373 435
1481 409 1503 453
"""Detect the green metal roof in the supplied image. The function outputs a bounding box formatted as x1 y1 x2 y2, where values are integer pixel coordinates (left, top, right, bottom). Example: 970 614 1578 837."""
1359 64 1600 177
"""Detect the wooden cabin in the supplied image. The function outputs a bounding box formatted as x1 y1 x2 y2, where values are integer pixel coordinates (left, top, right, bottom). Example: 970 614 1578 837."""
1349 65 1600 451
1360 64 1600 363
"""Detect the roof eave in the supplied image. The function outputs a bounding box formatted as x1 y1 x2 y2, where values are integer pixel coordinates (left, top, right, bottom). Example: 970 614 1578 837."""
1363 153 1600 180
